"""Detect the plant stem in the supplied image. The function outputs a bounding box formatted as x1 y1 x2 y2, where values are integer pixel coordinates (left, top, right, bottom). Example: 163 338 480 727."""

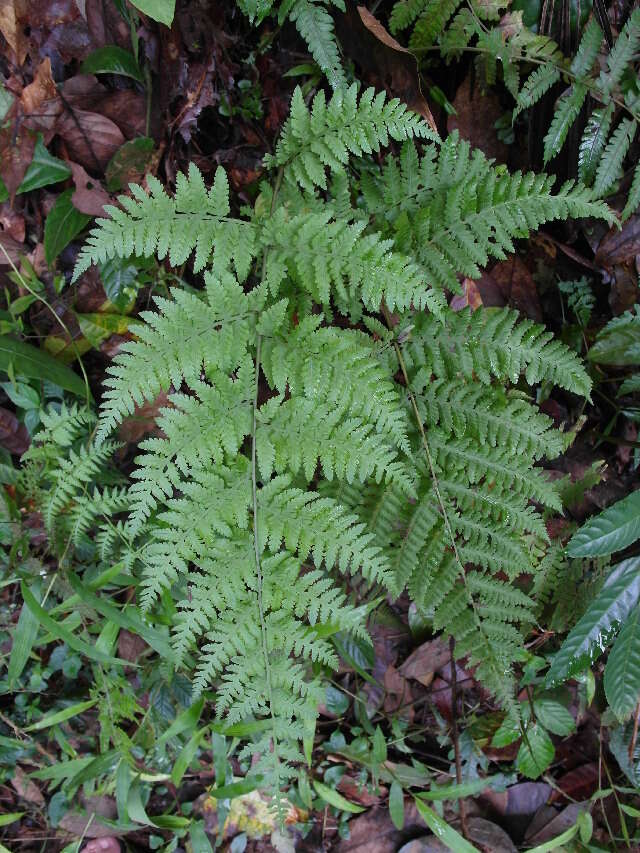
449 635 470 839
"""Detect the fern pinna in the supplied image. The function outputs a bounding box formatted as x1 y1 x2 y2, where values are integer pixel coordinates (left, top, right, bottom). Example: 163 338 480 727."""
24 84 614 804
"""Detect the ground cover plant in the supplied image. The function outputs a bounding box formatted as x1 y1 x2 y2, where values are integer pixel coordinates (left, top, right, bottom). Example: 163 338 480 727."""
2 0 640 851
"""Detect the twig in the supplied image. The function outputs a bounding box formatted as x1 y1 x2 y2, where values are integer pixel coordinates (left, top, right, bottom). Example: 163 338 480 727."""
449 636 470 839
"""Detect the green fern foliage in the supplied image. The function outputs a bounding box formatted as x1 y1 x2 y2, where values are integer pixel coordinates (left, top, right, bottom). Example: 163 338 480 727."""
27 83 615 800
516 10 640 216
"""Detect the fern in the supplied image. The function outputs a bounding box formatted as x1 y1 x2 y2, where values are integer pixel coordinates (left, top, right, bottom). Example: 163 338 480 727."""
26 84 615 802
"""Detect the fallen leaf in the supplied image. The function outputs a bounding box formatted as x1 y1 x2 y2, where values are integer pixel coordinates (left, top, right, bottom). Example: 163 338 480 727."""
489 256 543 322
0 407 29 455
447 74 509 163
524 802 589 846
11 766 44 805
596 215 640 268
0 201 25 241
20 58 57 114
118 629 147 662
337 775 385 807
56 109 125 172
398 636 450 687
383 664 413 719
335 6 437 131
99 90 147 139
0 0 29 63
550 763 599 804
81 839 122 853
449 278 483 312
0 125 36 200
118 391 171 443
59 813 124 838
467 817 517 852
70 161 111 216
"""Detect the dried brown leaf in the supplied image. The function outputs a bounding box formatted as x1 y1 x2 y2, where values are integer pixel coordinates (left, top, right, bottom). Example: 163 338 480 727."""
70 161 111 216
0 406 29 455
398 636 450 686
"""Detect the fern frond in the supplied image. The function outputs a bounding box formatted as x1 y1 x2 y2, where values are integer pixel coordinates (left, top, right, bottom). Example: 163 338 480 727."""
599 9 640 96
95 273 260 443
289 0 346 90
407 0 462 49
389 0 430 33
578 103 615 185
543 84 589 164
265 86 437 192
622 160 640 220
513 65 561 120
73 165 255 281
593 117 637 196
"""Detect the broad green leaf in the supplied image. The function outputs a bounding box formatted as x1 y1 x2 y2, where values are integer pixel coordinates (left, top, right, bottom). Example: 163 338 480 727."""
8 580 41 686
66 750 121 791
66 572 171 659
20 581 131 668
171 728 206 785
209 777 262 799
413 798 479 851
526 822 580 852
157 697 205 747
25 699 97 732
105 137 154 191
324 684 349 716
604 605 640 719
0 813 24 827
81 46 143 82
389 780 404 829
99 257 141 309
546 557 640 686
313 779 366 813
190 821 214 853
532 697 576 736
44 189 92 266
129 0 176 25
30 757 94 783
76 312 141 349
516 723 554 779
372 726 387 764
18 136 71 194
567 490 640 557
0 336 90 399
418 777 495 800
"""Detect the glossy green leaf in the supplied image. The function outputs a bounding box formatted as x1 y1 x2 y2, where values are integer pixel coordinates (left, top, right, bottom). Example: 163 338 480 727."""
44 189 92 266
171 728 206 785
516 723 554 779
546 557 640 686
18 136 71 194
190 821 214 853
389 780 404 829
0 336 90 399
81 46 143 82
129 0 176 25
8 581 41 686
532 697 576 736
605 604 640 720
20 581 131 668
0 813 24 827
313 779 366 813
567 490 640 557
99 257 141 309
25 699 97 732
209 777 262 799
413 798 479 851
372 726 387 764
